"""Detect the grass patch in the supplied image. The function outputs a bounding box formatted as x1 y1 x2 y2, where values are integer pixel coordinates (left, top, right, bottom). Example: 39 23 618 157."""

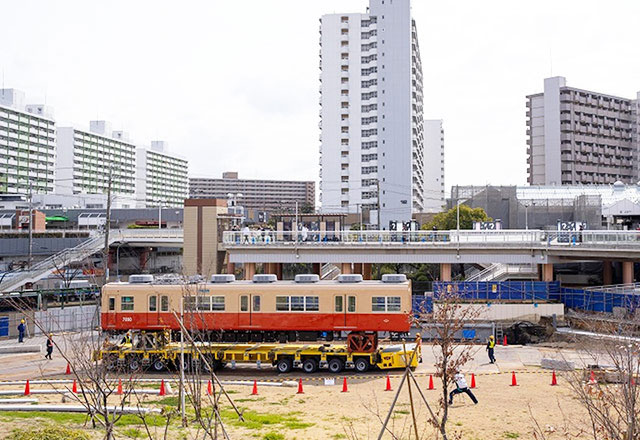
504 433 520 439
115 414 166 427
122 428 144 438
0 411 88 424
394 410 410 415
221 408 309 431
235 397 266 403
332 434 347 440
6 425 90 440
147 396 180 407
262 433 285 440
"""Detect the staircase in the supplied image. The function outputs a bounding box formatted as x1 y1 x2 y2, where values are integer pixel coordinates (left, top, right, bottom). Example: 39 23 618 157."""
0 234 106 292
465 263 538 282
321 263 340 280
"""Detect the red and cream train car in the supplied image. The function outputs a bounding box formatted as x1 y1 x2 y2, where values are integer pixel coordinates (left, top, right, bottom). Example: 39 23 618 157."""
101 274 412 348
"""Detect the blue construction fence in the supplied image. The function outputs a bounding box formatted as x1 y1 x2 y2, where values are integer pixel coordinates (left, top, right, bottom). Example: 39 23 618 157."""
554 287 640 314
412 281 639 315
433 281 560 302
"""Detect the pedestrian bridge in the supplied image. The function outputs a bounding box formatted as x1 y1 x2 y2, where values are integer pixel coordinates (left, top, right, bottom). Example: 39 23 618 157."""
222 230 640 264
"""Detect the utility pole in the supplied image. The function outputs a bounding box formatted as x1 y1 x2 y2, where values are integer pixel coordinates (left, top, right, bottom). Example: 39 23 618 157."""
158 201 162 230
103 166 113 285
28 182 33 269
376 179 381 230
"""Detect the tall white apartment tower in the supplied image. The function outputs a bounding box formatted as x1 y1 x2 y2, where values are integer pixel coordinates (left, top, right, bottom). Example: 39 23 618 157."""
319 0 425 228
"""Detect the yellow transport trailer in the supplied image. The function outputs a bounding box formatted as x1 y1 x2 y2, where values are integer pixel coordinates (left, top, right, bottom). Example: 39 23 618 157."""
96 338 421 374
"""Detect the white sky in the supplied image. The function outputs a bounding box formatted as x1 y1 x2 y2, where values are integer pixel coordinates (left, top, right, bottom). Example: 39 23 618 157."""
2 0 640 198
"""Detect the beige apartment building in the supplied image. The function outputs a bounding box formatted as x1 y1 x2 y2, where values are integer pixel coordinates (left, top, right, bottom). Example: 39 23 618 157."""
527 76 639 185
189 172 315 212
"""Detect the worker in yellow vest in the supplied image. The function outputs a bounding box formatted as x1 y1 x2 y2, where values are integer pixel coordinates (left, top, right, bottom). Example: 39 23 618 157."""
486 335 496 364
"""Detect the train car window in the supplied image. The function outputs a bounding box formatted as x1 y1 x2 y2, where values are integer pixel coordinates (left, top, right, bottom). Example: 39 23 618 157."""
149 296 157 312
387 296 401 311
184 296 196 311
276 296 289 311
121 296 134 311
348 296 356 312
197 296 211 311
108 297 115 311
291 296 305 311
372 296 386 312
305 296 319 311
161 296 169 312
240 295 248 312
253 296 261 311
212 296 225 311
335 296 343 312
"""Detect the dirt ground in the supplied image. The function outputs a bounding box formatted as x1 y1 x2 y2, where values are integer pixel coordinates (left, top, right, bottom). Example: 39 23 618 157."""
0 368 592 440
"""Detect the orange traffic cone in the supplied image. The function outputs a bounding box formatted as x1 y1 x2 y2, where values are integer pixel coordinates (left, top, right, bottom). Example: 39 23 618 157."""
470 373 476 389
159 379 166 396
24 380 30 396
503 335 508 346
252 380 259 395
72 379 78 394
65 363 71 375
297 378 304 394
342 377 348 393
207 380 213 396
385 374 392 391
428 375 434 390
117 379 123 395
589 370 597 384
551 371 558 386
511 371 518 386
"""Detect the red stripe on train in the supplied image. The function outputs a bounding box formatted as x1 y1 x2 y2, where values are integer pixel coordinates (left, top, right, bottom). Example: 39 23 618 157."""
101 312 411 332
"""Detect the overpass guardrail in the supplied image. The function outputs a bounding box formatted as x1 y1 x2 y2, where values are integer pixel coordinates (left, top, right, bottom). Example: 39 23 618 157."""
222 229 640 248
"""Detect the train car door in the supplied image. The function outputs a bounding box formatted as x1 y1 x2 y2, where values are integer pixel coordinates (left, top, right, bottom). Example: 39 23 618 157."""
147 294 159 327
345 294 358 328
334 294 357 328
106 296 117 328
238 294 252 328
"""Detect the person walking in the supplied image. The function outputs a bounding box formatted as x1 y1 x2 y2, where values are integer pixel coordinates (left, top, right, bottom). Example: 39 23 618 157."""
449 372 478 405
486 335 496 364
45 333 54 360
17 319 25 343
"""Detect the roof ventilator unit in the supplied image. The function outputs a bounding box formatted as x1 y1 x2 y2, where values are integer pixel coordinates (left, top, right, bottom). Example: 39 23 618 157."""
253 274 278 283
338 274 363 283
129 274 154 284
211 274 236 283
382 274 407 283
295 274 320 283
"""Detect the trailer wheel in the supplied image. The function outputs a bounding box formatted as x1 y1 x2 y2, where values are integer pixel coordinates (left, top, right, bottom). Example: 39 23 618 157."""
302 358 319 374
128 357 141 372
354 357 370 373
276 357 293 374
152 359 165 372
328 358 344 374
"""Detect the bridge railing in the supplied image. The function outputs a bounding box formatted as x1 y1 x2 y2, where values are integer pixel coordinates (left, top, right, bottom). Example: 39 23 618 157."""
222 229 640 248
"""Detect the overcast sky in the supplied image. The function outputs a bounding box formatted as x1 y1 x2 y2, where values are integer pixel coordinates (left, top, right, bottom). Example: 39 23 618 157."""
2 0 640 196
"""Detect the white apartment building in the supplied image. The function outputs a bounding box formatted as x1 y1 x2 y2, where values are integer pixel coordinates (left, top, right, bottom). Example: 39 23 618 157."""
527 76 640 185
136 141 189 208
0 89 56 195
319 0 426 228
423 120 445 212
56 121 137 208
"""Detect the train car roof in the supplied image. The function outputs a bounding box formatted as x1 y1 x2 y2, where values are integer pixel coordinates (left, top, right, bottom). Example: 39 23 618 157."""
105 280 410 286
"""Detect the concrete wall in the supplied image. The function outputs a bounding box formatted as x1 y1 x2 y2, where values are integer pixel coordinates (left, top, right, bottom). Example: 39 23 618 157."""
434 303 564 322
34 304 99 335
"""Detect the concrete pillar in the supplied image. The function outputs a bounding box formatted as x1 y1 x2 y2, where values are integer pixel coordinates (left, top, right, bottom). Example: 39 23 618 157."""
276 263 283 280
541 263 553 282
226 262 235 276
602 260 613 285
362 263 372 280
440 263 451 282
622 261 634 284
244 263 256 280
264 263 276 276
312 263 322 276
341 263 353 275
353 263 363 275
